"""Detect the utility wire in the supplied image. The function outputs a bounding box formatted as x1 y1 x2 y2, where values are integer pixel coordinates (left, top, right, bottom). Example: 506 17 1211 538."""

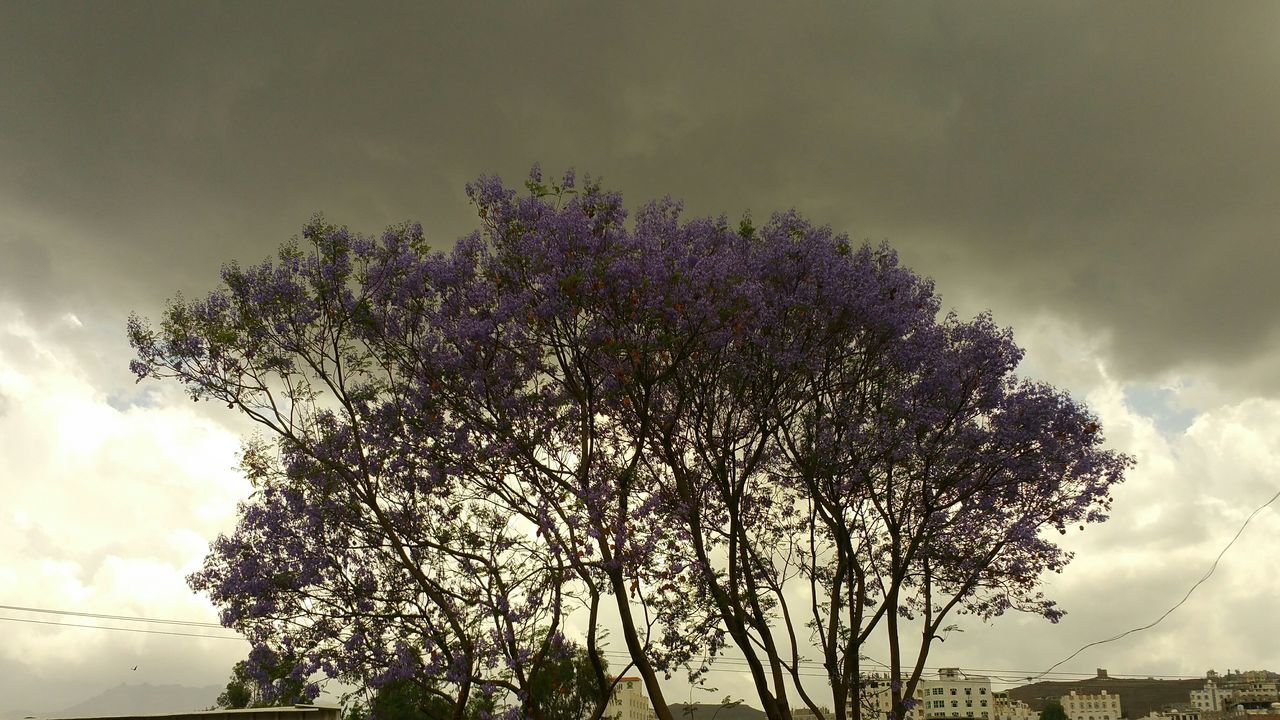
0 614 242 640
1033 485 1280 681
592 650 1204 680
5 489 1274 683
0 603 224 628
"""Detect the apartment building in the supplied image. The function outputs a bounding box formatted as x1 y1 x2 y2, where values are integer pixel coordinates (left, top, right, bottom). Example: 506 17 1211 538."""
858 673 928 720
993 692 1038 720
1224 672 1280 704
610 676 658 720
788 668 993 720
1191 680 1229 712
919 668 996 720
1061 690 1122 720
1138 709 1200 720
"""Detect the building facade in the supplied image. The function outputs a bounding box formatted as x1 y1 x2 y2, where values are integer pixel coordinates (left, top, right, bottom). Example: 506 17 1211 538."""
920 668 996 720
1138 709 1200 720
1192 680 1229 712
846 668 994 720
1224 673 1280 705
993 692 1039 720
788 669 996 720
1061 690 1122 720
860 673 928 720
610 676 658 720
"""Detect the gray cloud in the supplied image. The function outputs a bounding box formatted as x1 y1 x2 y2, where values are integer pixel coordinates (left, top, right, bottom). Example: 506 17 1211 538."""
0 234 59 318
2 3 1280 709
2 2 1279 393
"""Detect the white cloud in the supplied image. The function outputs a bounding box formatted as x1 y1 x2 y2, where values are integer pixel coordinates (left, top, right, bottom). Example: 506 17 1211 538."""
923 317 1280 684
0 304 249 707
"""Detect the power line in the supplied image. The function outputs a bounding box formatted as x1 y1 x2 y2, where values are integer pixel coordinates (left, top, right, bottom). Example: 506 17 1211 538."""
6 487 1274 685
1033 485 1280 681
0 603 224 628
0 614 243 640
594 650 1204 681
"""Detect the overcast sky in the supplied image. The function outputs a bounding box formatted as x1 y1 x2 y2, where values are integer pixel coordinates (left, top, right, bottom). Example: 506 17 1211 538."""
2 1 1279 713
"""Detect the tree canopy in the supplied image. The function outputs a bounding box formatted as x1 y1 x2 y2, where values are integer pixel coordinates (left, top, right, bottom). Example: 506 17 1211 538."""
130 168 1130 720
214 647 315 709
1040 701 1069 720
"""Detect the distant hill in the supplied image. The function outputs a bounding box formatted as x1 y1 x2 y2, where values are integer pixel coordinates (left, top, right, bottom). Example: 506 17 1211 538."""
48 683 222 718
669 702 767 720
1005 677 1203 720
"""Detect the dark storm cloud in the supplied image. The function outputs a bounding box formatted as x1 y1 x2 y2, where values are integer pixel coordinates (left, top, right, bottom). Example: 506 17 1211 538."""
2 1 1278 390
0 234 59 316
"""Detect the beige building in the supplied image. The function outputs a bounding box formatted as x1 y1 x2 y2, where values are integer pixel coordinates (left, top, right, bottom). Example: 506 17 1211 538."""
1138 710 1200 720
860 673 928 720
610 676 658 720
1061 690 1122 720
1225 673 1280 705
993 692 1038 720
1192 680 1229 712
919 668 995 720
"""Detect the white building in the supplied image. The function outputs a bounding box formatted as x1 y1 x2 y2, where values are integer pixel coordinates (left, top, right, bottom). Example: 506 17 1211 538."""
920 668 996 720
610 676 657 720
1061 690 1122 720
791 668 994 720
1191 680 1229 713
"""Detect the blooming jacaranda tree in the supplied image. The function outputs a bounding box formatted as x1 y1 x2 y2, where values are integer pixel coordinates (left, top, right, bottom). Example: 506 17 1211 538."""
129 168 1130 720
627 217 1131 720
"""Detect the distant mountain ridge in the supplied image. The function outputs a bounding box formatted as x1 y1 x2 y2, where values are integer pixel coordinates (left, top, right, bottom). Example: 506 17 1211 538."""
49 684 221 718
1005 677 1203 719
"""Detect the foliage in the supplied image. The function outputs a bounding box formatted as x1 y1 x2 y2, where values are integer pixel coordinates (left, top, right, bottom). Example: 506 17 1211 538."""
215 647 316 708
524 641 610 720
1040 701 1068 720
130 167 1131 720
341 638 603 720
